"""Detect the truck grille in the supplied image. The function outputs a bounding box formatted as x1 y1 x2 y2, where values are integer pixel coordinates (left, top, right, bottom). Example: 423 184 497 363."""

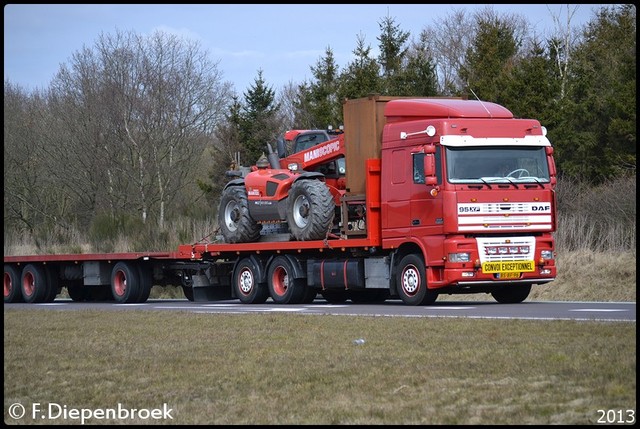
475 237 536 263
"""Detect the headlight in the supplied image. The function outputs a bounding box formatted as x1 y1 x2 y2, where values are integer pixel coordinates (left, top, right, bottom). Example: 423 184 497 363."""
541 250 554 260
448 252 471 263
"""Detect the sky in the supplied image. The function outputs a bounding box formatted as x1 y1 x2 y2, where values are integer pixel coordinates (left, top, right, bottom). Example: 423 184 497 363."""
4 4 606 94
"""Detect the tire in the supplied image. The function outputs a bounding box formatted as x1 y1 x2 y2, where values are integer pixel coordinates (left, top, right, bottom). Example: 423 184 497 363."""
43 266 59 303
287 180 335 241
491 284 532 304
21 264 50 303
67 281 88 302
218 186 261 243
267 256 306 304
182 286 194 301
4 264 24 303
136 264 153 303
233 258 269 304
110 261 140 304
396 254 437 306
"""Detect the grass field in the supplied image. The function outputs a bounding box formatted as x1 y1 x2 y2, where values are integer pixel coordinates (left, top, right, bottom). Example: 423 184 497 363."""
3 310 636 425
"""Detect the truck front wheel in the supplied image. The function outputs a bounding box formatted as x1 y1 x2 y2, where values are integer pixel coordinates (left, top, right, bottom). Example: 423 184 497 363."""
396 254 437 306
287 180 335 241
491 284 531 303
234 258 269 304
218 186 261 243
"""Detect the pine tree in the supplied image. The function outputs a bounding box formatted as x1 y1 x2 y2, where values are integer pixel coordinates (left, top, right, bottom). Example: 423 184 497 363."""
240 69 281 163
306 46 341 129
337 33 381 102
377 14 410 94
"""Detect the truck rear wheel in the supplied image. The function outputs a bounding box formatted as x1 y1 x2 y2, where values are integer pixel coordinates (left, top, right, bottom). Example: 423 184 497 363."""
234 257 269 304
287 180 335 241
218 186 261 243
267 256 305 304
396 254 438 306
110 261 140 304
491 284 531 303
4 264 24 303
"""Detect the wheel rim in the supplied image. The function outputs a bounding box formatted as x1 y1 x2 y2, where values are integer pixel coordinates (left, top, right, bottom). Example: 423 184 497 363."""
238 268 254 295
271 266 289 296
292 195 310 228
4 273 12 298
401 265 420 296
224 200 240 232
23 272 35 297
113 270 127 297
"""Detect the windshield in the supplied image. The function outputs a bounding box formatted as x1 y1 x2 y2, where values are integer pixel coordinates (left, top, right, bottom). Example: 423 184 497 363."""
446 146 550 184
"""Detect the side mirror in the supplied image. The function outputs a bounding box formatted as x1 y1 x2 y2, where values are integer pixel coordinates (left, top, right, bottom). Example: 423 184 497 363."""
423 152 437 185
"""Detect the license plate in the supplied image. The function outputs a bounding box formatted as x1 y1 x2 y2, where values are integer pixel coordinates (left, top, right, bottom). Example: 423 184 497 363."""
495 272 521 279
482 261 535 274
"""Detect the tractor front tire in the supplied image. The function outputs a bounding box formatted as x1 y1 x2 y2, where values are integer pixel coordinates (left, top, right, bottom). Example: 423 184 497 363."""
218 186 262 243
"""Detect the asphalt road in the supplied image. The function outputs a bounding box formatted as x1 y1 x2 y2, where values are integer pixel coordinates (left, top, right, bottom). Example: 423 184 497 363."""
4 299 636 322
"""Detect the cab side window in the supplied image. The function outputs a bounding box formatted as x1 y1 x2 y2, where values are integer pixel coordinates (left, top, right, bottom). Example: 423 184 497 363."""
413 153 425 184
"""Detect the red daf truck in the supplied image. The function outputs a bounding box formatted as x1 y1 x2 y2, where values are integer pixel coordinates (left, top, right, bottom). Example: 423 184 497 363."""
4 95 557 306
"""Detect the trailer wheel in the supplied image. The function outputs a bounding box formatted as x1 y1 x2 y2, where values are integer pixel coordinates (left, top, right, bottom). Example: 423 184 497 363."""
287 180 335 241
491 284 532 304
4 264 24 303
182 286 194 301
67 281 88 302
234 258 269 304
396 254 437 306
218 186 261 243
110 262 140 304
136 265 153 303
21 264 50 303
267 256 305 304
41 266 59 303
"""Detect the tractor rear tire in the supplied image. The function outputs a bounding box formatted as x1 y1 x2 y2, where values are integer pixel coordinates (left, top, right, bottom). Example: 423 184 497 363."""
218 186 262 243
287 180 335 241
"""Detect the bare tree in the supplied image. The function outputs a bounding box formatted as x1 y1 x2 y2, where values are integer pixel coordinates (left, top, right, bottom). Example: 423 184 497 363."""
47 29 231 228
547 4 583 99
419 8 475 95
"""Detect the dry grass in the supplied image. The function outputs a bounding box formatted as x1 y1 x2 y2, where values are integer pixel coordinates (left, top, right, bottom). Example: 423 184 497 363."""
3 311 636 425
445 250 636 303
